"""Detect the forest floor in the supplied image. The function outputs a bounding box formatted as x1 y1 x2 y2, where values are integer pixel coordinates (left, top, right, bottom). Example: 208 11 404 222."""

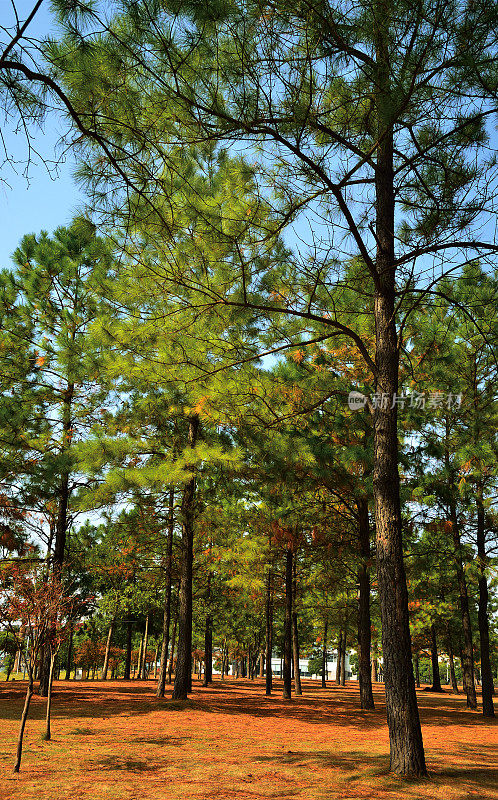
0 678 496 800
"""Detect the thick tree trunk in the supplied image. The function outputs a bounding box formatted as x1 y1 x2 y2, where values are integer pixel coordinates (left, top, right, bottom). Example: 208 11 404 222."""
167 596 178 685
357 497 375 709
265 547 273 696
13 676 34 773
476 486 495 717
283 546 293 700
172 415 199 700
102 619 115 681
38 646 50 696
430 625 442 692
157 488 175 697
372 6 426 773
124 618 133 680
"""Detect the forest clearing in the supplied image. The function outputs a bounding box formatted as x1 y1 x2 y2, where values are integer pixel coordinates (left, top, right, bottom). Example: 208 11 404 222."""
0 678 496 800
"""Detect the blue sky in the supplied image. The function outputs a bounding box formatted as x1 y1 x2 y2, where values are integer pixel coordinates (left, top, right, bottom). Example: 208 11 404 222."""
0 1 85 267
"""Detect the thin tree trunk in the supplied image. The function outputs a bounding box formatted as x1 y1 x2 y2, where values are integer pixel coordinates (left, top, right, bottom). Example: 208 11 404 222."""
476 485 495 716
446 634 458 693
140 615 149 679
203 616 213 686
318 619 327 687
340 623 347 686
65 621 74 681
172 415 199 701
357 497 375 709
265 542 273 696
43 654 56 740
283 545 293 700
414 653 420 688
13 675 34 773
430 625 442 692
102 619 115 681
157 488 175 697
292 556 302 696
124 618 133 680
167 596 178 685
336 629 342 685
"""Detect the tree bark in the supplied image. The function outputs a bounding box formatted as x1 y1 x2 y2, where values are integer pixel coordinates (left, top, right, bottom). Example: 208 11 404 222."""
372 3 426 773
430 625 442 692
65 621 74 680
102 619 115 681
157 488 175 697
43 654 56 740
167 591 179 685
414 652 420 688
140 614 149 679
335 629 342 686
265 541 273 696
446 634 458 693
124 617 133 680
476 485 495 716
13 676 34 773
357 497 375 708
445 440 477 710
172 415 199 700
292 556 302 696
283 545 293 700
203 613 213 686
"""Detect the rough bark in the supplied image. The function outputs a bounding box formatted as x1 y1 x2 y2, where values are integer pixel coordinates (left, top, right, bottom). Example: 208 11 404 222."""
446 634 458 693
476 487 495 716
203 613 213 686
372 3 426 773
167 592 179 685
156 488 175 697
414 653 420 688
172 415 199 700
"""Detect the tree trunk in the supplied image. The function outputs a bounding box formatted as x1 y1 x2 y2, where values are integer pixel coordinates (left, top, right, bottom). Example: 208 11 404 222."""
292 557 302 696
141 615 149 679
282 545 293 700
65 621 74 680
13 675 34 772
335 629 342 685
446 634 458 693
43 654 56 740
157 488 175 697
476 486 495 717
203 615 213 686
172 415 199 700
167 595 178 685
372 6 426 772
38 646 50 696
446 448 477 709
124 618 133 680
340 625 347 686
102 619 115 681
265 545 273 696
414 653 420 688
430 625 442 692
357 497 375 709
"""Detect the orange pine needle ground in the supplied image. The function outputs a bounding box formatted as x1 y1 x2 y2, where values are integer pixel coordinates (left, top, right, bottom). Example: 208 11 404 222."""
0 678 496 800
